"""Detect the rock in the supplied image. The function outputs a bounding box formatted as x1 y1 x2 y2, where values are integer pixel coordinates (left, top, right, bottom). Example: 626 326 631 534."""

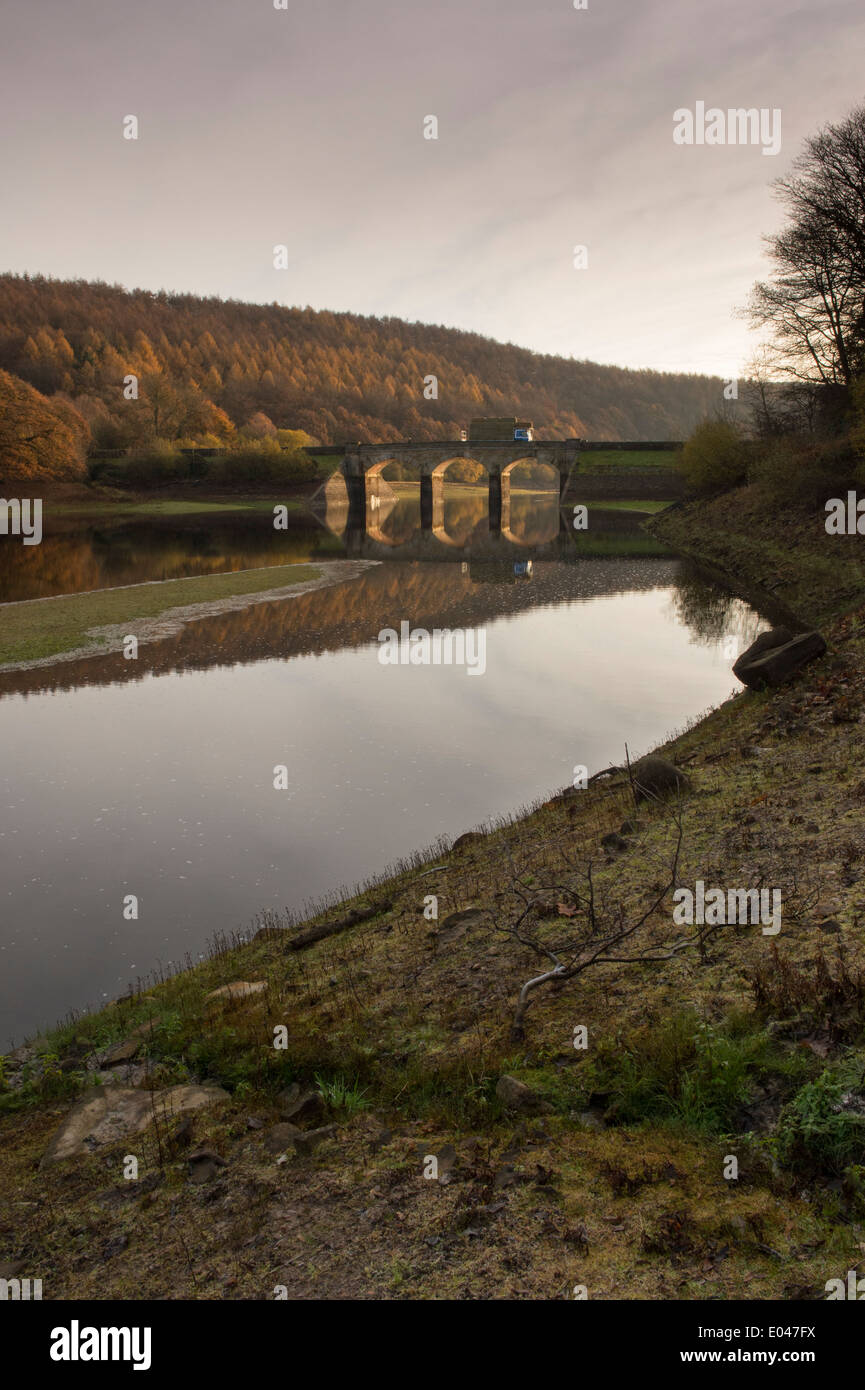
734 629 826 689
735 626 795 670
264 1122 302 1154
436 908 485 943
601 832 629 853
205 981 267 1004
166 1115 195 1157
41 1083 230 1166
496 1075 542 1112
187 1148 227 1184
629 755 690 803
577 1109 606 1132
292 1124 337 1156
434 1143 458 1184
452 831 485 852
99 1038 141 1068
279 1088 326 1127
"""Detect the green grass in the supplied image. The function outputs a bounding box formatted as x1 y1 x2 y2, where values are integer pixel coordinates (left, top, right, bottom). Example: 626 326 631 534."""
0 563 321 666
582 449 681 470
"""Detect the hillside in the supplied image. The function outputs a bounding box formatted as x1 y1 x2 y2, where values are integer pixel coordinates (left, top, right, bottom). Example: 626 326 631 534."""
0 273 733 455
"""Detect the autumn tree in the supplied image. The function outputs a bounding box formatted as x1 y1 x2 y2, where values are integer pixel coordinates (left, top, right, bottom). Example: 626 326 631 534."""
0 369 89 481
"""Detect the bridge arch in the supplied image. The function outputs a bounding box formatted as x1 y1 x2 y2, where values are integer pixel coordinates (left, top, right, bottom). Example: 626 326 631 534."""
500 456 561 544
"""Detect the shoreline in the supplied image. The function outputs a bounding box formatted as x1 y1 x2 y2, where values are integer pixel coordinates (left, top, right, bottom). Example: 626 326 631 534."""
3 490 865 1301
0 559 379 672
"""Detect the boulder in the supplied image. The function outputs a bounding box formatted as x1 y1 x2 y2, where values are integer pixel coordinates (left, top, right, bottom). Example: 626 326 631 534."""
629 755 689 803
40 1083 230 1166
733 629 827 689
452 831 485 852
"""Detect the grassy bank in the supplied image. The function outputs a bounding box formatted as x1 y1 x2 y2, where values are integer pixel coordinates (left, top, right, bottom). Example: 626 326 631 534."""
2 485 865 1300
0 563 320 665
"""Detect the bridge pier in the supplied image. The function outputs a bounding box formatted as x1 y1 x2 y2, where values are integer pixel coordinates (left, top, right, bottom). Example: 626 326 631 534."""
489 471 503 535
345 473 367 533
420 473 433 530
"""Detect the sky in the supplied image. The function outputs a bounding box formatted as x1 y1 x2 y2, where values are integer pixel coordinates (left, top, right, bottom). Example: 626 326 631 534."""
1 0 863 377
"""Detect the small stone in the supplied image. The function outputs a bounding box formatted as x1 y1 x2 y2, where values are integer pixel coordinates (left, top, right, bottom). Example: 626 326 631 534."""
187 1148 227 1184
292 1125 337 1156
601 832 629 853
100 1038 141 1067
280 1088 326 1127
264 1122 301 1154
496 1075 542 1112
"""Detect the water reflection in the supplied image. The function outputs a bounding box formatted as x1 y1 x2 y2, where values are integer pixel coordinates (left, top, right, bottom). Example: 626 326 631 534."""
0 500 779 1043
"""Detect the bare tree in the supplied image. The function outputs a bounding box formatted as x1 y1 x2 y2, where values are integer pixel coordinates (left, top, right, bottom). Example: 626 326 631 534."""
745 103 865 394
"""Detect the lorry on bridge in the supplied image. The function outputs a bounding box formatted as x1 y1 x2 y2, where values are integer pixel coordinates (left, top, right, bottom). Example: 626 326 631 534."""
467 416 534 443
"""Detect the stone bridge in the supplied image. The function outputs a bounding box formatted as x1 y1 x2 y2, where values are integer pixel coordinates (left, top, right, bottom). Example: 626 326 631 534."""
336 439 583 531
309 439 683 535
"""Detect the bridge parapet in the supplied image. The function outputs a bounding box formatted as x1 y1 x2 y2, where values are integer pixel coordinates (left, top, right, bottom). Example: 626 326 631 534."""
342 440 581 479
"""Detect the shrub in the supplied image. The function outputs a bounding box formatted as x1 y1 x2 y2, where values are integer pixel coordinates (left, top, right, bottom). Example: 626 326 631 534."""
748 435 859 508
213 441 317 489
774 1068 865 1177
89 439 186 489
588 1011 775 1133
679 418 749 494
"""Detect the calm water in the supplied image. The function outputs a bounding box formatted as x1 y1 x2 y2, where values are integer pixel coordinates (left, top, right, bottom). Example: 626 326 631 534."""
0 495 768 1044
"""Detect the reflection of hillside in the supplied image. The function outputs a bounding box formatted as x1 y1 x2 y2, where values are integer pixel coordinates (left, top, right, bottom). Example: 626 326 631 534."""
0 557 682 700
0 517 343 603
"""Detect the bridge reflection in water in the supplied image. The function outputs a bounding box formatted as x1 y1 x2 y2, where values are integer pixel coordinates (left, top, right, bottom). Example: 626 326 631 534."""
310 474 666 569
313 474 579 563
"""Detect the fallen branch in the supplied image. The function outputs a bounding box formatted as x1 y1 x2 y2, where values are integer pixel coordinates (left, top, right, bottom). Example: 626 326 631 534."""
289 900 392 951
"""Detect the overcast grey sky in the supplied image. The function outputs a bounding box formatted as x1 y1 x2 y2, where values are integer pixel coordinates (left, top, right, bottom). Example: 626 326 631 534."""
1 0 863 375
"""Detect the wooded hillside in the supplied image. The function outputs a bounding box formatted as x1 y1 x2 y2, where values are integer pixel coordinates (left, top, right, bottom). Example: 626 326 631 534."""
0 273 732 473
